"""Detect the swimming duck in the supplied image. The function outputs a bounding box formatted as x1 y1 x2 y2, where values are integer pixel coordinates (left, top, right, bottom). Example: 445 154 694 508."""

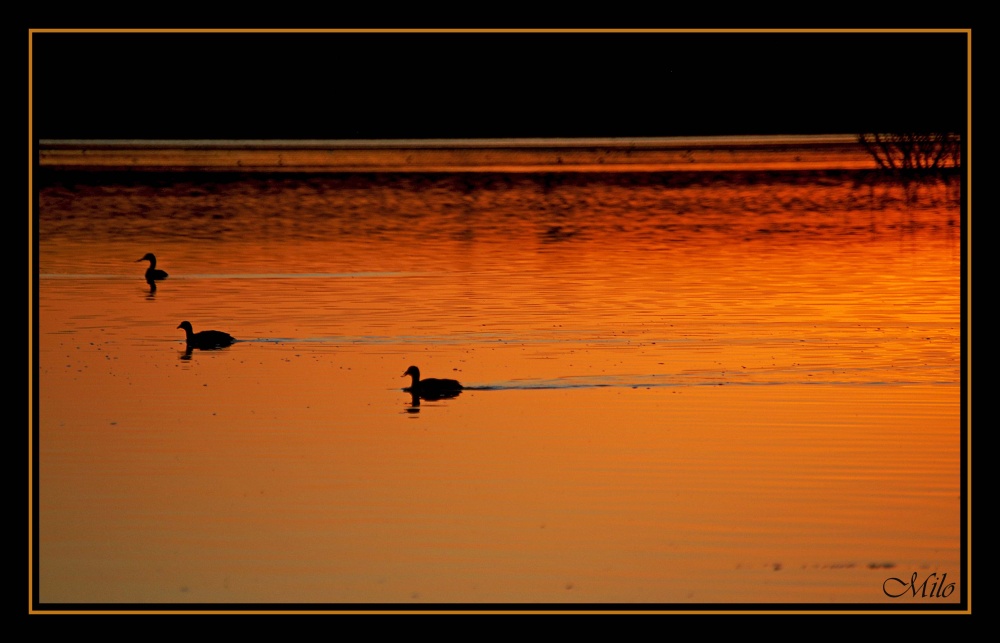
137 253 169 284
177 321 236 349
402 365 463 399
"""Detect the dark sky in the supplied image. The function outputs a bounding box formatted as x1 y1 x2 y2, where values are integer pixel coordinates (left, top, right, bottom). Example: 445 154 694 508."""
31 31 969 140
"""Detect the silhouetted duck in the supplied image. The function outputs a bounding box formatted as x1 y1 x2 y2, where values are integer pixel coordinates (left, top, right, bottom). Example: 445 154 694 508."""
402 365 463 399
137 253 168 285
177 321 236 349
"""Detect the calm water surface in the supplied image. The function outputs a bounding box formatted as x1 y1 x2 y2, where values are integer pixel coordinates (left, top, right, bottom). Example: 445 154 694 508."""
36 169 963 607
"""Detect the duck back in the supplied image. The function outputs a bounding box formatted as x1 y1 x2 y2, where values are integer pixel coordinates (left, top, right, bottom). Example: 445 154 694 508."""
178 321 236 349
402 365 463 399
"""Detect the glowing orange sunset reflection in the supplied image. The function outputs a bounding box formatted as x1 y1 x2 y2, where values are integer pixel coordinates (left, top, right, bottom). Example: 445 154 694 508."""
38 163 961 604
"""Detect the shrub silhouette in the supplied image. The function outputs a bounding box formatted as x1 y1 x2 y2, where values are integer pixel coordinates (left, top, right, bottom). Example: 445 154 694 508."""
858 133 961 173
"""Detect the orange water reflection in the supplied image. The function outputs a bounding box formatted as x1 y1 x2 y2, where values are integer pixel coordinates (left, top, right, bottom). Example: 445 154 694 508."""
37 172 962 606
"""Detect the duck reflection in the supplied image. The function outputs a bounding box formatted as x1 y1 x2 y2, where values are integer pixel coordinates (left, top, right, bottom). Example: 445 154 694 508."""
405 393 422 413
403 389 459 415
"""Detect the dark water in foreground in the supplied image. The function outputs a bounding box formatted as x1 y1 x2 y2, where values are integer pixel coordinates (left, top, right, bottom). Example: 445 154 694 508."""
35 167 963 608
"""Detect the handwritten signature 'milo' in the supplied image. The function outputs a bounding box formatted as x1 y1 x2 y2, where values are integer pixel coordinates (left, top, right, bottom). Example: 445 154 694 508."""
883 572 956 598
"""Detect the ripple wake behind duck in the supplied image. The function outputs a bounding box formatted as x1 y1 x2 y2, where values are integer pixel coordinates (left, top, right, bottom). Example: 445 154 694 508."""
462 369 943 390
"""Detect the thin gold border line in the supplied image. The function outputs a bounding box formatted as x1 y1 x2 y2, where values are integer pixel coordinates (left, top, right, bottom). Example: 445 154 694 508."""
28 27 35 616
27 27 973 34
965 28 972 616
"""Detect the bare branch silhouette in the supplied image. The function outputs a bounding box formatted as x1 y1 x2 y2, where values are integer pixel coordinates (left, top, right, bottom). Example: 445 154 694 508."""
858 133 960 175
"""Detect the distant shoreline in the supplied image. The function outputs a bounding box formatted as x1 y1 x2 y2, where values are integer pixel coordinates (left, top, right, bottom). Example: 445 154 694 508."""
37 135 884 174
38 135 862 148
